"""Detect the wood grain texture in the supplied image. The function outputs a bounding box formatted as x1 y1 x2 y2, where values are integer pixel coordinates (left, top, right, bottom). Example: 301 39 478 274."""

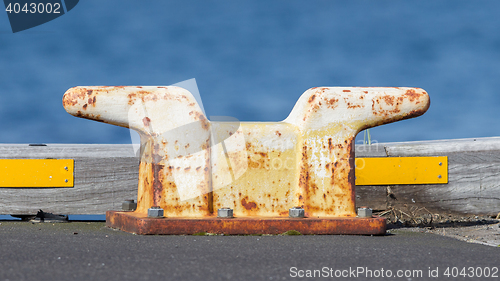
356 137 500 216
1 137 499 216
0 144 138 215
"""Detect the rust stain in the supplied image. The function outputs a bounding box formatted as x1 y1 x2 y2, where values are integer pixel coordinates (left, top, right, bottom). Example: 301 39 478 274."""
63 87 93 107
326 98 338 109
299 144 310 206
343 90 351 92
308 94 316 103
346 102 362 109
241 198 257 210
151 163 164 206
382 95 394 106
107 211 386 235
193 112 210 130
406 105 429 118
127 93 137 105
143 117 151 127
87 96 96 106
404 89 422 102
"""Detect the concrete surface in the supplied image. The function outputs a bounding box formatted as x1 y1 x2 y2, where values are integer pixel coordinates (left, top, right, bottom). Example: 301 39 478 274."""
0 221 498 281
399 221 500 247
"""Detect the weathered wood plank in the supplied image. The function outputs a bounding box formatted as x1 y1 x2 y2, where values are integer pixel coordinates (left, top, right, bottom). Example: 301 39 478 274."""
0 144 138 215
355 137 500 216
0 144 137 158
355 143 387 157
355 186 387 210
385 137 500 156
1 137 499 216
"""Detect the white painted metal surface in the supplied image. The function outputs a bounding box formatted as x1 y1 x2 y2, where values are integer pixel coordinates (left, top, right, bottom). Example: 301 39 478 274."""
63 86 430 217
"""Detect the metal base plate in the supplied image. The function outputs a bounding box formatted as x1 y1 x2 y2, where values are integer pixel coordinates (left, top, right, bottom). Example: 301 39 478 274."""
106 211 386 235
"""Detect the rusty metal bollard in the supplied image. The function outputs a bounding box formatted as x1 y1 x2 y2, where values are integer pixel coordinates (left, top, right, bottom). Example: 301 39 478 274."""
63 86 429 235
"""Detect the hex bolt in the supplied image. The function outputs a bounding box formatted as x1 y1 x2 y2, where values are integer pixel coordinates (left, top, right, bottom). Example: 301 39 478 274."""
217 208 233 218
357 207 372 218
148 206 164 218
65 179 68 183
122 200 137 211
289 207 305 218
64 166 69 171
439 162 442 166
438 175 442 179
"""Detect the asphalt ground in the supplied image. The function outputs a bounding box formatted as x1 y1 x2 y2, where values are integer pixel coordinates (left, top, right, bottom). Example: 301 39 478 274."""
0 222 498 281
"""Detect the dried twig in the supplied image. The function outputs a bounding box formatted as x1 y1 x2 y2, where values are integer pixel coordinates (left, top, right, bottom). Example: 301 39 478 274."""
377 209 392 217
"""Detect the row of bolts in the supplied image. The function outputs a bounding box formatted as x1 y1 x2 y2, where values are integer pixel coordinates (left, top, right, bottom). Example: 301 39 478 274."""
121 200 373 218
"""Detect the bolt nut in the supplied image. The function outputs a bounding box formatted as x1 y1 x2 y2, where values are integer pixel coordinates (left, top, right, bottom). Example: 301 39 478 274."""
357 207 372 218
122 200 137 211
289 207 305 218
148 206 164 218
217 208 233 218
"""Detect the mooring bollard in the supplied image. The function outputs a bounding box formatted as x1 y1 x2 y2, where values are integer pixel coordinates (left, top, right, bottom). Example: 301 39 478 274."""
63 86 429 235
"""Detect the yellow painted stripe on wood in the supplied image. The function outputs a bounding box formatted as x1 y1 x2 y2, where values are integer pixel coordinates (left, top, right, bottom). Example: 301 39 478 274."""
355 156 448 185
0 159 74 187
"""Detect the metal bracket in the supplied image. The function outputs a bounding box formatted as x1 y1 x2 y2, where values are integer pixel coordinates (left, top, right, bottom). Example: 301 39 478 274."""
355 156 448 185
0 159 74 187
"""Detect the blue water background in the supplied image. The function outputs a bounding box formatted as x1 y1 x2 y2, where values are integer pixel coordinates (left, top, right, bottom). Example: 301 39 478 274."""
1 1 500 219
1 0 500 144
